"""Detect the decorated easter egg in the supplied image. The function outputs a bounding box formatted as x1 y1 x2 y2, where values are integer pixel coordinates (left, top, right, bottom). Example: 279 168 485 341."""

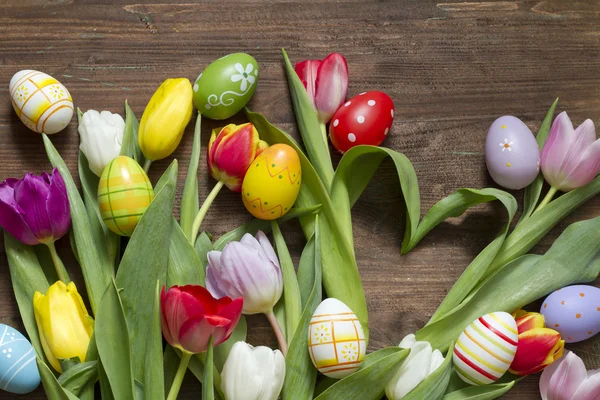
9 70 73 134
242 144 301 220
98 156 154 236
329 91 394 153
485 116 540 190
193 53 259 120
453 312 518 386
308 298 366 379
541 285 600 343
0 324 40 394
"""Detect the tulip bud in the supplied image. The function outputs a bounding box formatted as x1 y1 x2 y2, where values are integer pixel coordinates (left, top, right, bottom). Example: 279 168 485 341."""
221 341 285 400
207 123 268 192
540 351 600 399
78 109 125 176
33 281 94 372
138 78 193 161
509 310 565 376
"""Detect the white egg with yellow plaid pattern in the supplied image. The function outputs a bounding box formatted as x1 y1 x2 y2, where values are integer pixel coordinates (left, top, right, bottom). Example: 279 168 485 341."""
308 298 366 379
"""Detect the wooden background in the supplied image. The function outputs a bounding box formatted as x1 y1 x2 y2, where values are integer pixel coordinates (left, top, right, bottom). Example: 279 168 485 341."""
1 0 600 398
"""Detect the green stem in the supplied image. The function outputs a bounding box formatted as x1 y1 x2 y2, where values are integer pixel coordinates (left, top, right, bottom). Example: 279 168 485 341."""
266 310 288 356
534 186 558 214
190 181 224 245
143 159 152 174
202 337 214 400
46 242 69 283
167 351 192 400
319 123 328 148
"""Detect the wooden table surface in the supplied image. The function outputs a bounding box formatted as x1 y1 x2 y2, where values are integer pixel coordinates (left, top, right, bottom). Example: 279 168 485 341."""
2 0 600 398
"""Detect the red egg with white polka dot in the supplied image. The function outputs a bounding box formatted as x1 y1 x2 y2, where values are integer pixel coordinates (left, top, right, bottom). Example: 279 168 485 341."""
329 91 394 153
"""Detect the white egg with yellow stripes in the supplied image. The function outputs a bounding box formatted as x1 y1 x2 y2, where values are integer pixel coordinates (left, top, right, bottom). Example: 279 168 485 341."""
308 298 366 379
453 312 518 385
9 70 73 134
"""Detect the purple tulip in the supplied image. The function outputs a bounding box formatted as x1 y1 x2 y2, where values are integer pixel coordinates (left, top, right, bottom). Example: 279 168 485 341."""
541 112 600 192
540 351 600 400
0 169 70 245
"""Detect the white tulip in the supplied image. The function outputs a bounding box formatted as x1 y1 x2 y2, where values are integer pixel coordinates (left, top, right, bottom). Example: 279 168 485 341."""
221 341 285 400
385 334 444 400
78 110 125 176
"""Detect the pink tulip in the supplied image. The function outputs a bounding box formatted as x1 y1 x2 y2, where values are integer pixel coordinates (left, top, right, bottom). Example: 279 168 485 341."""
541 112 600 191
540 351 600 400
295 53 348 124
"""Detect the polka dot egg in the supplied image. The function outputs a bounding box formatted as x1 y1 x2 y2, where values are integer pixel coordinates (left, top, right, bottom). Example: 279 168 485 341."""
541 285 600 343
308 298 366 379
453 312 518 386
0 324 40 394
9 70 73 134
98 156 154 236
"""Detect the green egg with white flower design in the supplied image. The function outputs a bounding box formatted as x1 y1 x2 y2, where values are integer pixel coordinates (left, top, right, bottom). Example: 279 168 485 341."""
193 53 259 120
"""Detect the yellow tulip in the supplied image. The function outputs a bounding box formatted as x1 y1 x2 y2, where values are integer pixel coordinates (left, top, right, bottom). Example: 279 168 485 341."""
138 78 193 161
33 281 94 372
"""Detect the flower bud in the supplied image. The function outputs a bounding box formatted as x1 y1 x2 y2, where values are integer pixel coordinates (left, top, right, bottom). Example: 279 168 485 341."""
78 110 125 176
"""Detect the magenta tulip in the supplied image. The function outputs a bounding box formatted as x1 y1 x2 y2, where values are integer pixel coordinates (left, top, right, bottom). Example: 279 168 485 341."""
295 53 349 124
540 351 600 400
541 112 600 192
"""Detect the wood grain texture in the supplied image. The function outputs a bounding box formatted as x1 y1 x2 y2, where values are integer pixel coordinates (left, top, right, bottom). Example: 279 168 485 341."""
1 0 600 398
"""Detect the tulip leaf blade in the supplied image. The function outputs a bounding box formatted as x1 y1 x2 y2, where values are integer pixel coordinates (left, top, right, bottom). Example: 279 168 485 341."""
195 231 214 268
167 217 205 287
143 280 164 400
181 114 201 240
202 337 215 400
95 279 136 400
37 358 80 400
296 234 317 309
403 344 454 400
442 380 515 400
122 100 144 165
115 160 177 382
314 348 410 400
57 360 98 396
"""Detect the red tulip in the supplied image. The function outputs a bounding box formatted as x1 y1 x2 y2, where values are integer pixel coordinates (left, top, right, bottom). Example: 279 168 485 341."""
160 285 243 354
295 53 348 124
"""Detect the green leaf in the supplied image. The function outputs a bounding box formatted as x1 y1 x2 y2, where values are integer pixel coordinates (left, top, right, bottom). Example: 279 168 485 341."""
281 48 334 189
297 234 317 309
214 315 247 372
38 358 79 400
163 346 180 393
167 218 205 287
519 98 559 224
96 279 135 400
194 231 214 266
115 160 177 381
181 114 202 240
282 218 321 400
121 100 144 164
314 348 410 400
143 280 164 400
58 361 98 396
271 220 302 340
417 215 600 351
404 344 453 400
442 381 515 400
203 337 215 400
171 349 225 400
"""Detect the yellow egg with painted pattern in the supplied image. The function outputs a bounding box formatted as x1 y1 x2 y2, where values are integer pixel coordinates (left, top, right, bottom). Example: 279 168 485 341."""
242 144 301 220
98 156 154 236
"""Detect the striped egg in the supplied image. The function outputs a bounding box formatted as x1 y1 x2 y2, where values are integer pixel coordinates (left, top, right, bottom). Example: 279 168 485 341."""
0 324 40 394
98 156 154 236
453 312 518 386
9 70 73 134
308 298 366 379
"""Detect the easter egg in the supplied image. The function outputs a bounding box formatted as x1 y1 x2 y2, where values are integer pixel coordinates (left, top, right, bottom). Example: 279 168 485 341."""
541 285 600 343
485 116 540 190
242 144 301 220
9 70 73 134
0 324 40 394
453 312 518 386
329 91 394 153
98 156 154 236
308 298 366 379
193 53 259 120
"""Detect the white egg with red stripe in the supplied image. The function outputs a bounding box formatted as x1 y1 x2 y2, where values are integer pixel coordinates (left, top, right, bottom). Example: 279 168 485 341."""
453 312 518 386
308 298 366 379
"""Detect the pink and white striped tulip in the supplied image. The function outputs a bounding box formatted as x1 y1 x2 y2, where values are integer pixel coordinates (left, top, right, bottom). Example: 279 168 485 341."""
540 351 600 400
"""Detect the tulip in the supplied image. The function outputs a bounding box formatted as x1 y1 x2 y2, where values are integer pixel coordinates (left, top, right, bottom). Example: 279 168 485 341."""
206 231 287 354
221 341 285 400
0 169 70 282
295 53 348 125
540 351 600 399
138 78 193 165
78 109 125 176
385 334 444 400
509 310 565 376
33 281 94 373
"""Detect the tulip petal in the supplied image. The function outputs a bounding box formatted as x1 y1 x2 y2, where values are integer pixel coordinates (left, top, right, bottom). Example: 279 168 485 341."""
178 316 214 353
295 60 321 109
516 311 545 333
572 369 600 400
14 173 54 242
217 297 243 337
510 328 564 376
46 169 70 240
542 112 576 187
314 53 348 123
255 230 281 268
178 285 214 315
547 351 587 400
0 178 39 245
561 137 600 191
160 287 179 347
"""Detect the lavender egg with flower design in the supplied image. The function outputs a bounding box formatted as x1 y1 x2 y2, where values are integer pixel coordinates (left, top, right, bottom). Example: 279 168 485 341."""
193 53 259 120
0 324 40 394
485 116 540 190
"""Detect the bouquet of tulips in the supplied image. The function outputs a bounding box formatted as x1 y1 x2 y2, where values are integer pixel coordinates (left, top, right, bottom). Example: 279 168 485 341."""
2 47 600 400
